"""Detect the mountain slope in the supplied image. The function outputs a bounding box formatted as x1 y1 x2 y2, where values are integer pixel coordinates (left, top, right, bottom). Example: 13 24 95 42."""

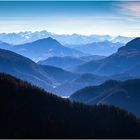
74 37 140 76
70 80 121 103
38 56 85 69
0 41 12 49
53 73 135 96
55 74 107 96
67 40 124 56
10 37 86 61
0 48 54 92
70 78 140 117
40 64 79 84
80 55 106 61
111 35 133 44
0 73 140 138
127 63 140 76
38 55 106 70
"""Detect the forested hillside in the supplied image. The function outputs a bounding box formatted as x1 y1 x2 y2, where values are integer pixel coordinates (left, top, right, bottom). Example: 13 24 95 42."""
0 73 140 138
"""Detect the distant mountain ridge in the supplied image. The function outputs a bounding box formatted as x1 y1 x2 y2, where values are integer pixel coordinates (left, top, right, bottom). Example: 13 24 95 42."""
55 72 136 96
40 64 79 84
38 56 85 69
9 37 86 61
80 55 106 61
0 31 133 45
38 55 106 70
74 37 140 76
66 40 124 56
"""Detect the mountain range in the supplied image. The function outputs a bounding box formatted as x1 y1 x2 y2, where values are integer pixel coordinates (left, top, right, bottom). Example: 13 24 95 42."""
8 37 86 62
40 64 78 84
73 37 140 76
0 47 85 96
66 40 124 56
38 56 85 69
0 31 133 45
0 36 131 63
54 73 136 96
38 55 105 70
1 32 140 138
0 48 56 92
0 27 140 139
0 38 140 96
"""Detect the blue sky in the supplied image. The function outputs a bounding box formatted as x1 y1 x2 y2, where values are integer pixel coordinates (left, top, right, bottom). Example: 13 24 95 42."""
0 1 140 37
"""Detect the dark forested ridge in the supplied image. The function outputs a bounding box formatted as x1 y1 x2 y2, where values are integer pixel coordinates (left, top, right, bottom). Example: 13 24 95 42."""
0 73 140 138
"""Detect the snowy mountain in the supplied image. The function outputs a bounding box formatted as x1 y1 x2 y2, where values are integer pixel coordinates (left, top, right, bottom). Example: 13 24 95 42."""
0 31 134 45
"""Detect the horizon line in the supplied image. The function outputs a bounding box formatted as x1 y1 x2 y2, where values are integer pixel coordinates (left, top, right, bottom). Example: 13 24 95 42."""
0 30 136 38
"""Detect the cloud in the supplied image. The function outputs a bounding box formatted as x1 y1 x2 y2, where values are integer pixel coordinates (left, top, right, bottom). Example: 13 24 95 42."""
116 2 140 16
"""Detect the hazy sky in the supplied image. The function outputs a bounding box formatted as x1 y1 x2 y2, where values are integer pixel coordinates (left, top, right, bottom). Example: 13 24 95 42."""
0 1 140 37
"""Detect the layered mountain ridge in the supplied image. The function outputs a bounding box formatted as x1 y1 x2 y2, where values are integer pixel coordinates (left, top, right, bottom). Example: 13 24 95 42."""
74 37 140 76
0 48 55 92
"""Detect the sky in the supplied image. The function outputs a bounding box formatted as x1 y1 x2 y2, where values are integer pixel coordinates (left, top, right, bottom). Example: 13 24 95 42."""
0 1 140 37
